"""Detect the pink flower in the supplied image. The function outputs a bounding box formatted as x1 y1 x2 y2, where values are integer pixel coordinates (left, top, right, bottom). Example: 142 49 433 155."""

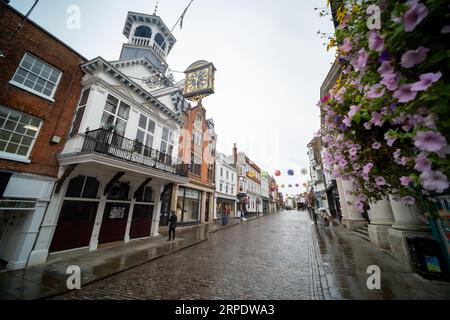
364 121 372 130
400 176 413 186
414 152 432 172
348 105 359 119
403 0 428 32
363 163 374 175
371 111 384 127
420 170 449 193
355 202 365 213
411 72 442 91
414 131 447 152
341 37 352 53
401 196 416 206
368 31 384 52
384 132 397 146
393 84 417 103
367 84 385 99
378 61 394 75
375 176 386 186
400 47 429 68
442 25 450 34
343 116 352 128
338 159 348 168
372 142 381 150
351 48 369 72
380 72 399 91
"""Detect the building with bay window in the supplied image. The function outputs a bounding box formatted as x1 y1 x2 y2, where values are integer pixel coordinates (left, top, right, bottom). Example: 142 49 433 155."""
0 3 86 269
175 102 216 225
27 10 191 266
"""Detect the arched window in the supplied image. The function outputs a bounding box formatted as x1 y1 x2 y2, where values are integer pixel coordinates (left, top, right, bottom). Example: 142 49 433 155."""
134 26 152 38
154 33 166 50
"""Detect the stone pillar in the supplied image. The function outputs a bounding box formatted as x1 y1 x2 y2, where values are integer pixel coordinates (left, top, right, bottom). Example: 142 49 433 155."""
208 193 214 224
124 198 135 243
89 194 107 251
388 198 431 272
336 178 348 220
340 179 367 229
368 198 395 249
151 185 164 237
200 191 207 224
170 184 179 212
28 191 65 266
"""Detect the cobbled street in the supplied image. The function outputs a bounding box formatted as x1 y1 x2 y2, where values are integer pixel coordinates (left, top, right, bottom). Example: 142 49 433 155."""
54 211 324 300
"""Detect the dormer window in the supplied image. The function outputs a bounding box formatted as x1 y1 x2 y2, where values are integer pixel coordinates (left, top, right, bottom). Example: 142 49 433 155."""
134 26 152 38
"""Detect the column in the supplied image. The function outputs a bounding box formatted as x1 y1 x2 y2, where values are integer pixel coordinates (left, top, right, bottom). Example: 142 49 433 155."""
200 191 207 224
336 178 348 220
208 193 214 224
340 179 367 229
124 198 136 243
213 195 218 220
89 194 107 251
388 197 431 271
368 198 395 249
151 185 165 237
28 192 65 266
170 184 179 212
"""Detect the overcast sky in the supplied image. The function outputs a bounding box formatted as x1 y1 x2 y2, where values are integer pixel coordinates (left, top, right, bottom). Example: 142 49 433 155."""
11 0 335 196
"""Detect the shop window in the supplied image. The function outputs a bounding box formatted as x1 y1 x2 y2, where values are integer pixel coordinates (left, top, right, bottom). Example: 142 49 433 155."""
107 181 130 201
177 187 201 223
135 186 153 203
65 175 100 199
132 204 154 219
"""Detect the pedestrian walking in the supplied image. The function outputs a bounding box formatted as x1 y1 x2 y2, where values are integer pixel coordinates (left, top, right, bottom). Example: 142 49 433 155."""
168 210 178 241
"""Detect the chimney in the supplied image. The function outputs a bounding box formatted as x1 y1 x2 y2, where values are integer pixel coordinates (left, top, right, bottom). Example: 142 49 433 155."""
233 143 237 165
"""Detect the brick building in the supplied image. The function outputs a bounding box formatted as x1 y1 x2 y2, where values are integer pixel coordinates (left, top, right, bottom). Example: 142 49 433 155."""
0 3 86 269
175 102 216 224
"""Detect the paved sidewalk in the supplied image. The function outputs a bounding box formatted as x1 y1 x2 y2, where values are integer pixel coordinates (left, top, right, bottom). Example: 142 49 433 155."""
0 212 270 300
0 224 210 300
311 219 450 299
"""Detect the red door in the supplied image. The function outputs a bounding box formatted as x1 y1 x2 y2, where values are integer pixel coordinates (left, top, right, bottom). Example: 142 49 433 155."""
50 201 98 252
98 202 130 244
130 204 154 239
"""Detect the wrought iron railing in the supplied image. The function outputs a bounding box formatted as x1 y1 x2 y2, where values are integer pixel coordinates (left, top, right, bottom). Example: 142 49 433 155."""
81 129 188 177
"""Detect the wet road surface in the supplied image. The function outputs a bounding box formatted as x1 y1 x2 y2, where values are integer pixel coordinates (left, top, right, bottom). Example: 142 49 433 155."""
52 211 450 300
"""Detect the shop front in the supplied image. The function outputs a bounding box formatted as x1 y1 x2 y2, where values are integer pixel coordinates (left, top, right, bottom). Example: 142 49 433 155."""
215 197 237 219
177 186 201 224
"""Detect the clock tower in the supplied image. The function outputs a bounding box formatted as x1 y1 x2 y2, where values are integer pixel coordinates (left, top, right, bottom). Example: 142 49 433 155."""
120 11 177 72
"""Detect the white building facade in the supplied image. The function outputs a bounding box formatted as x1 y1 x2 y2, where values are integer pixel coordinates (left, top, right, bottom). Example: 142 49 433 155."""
214 153 237 219
28 11 191 266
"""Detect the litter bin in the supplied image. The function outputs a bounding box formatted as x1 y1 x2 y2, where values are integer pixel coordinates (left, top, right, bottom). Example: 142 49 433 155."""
406 237 450 281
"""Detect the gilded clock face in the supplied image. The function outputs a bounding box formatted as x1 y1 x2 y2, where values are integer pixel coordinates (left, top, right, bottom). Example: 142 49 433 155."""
187 69 208 92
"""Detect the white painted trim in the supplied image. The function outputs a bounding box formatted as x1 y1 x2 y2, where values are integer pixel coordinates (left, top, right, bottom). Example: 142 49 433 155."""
9 80 56 102
0 152 31 163
58 152 188 184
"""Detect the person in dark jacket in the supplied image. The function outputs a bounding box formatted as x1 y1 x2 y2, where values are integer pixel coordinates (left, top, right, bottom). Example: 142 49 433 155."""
168 210 177 241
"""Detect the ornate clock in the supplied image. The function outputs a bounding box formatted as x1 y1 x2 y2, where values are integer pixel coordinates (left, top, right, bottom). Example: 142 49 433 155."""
183 60 216 102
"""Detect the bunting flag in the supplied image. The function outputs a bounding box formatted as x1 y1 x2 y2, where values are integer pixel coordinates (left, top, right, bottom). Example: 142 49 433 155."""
274 170 281 177
261 171 269 178
288 169 295 176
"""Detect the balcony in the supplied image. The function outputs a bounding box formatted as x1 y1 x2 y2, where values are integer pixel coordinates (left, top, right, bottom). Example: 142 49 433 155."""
69 129 187 177
129 36 166 59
